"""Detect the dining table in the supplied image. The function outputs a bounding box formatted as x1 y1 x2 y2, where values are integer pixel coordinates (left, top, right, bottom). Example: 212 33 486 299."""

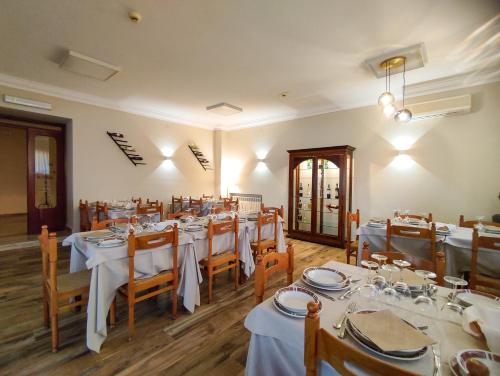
244 260 487 376
64 213 286 353
356 222 500 279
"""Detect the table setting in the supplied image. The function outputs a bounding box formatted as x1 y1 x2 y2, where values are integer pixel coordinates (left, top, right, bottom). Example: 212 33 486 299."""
245 258 499 376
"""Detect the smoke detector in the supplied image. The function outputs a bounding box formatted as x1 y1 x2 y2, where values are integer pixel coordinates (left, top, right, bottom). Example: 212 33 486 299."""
206 103 243 116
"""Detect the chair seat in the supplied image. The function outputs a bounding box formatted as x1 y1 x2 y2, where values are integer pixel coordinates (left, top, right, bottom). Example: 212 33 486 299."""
251 239 276 251
199 251 237 267
57 270 91 293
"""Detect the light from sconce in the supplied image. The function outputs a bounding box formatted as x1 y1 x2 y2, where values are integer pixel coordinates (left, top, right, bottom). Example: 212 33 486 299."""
256 149 268 161
391 135 415 151
392 152 415 170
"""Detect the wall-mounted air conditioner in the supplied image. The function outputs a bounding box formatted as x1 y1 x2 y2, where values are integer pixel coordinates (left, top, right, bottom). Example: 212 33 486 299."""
406 94 471 120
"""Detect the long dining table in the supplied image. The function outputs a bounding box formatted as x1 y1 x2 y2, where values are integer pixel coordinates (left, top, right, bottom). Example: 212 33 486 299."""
64 214 286 353
244 260 486 375
356 223 500 279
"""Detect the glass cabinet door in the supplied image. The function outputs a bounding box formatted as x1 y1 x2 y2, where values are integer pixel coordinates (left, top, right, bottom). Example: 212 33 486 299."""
293 158 314 232
316 158 340 237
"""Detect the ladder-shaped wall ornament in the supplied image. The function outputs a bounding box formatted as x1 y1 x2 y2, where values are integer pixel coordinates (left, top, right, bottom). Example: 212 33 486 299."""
188 144 212 171
107 131 146 166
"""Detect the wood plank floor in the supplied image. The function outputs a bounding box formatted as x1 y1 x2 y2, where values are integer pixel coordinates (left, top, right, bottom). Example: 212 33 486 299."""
0 239 347 376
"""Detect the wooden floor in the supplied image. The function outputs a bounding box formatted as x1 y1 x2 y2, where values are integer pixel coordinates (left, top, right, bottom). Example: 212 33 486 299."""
0 239 347 376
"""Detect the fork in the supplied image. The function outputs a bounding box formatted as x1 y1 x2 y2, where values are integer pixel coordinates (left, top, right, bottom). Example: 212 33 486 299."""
333 301 356 329
338 302 357 339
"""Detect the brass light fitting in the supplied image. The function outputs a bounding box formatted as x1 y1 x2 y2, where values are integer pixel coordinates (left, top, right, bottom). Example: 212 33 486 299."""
379 56 407 70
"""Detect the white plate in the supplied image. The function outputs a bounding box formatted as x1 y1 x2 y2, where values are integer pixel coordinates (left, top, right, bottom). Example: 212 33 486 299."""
454 290 500 309
96 239 126 248
301 276 351 291
456 349 500 376
367 222 386 228
303 267 346 287
185 224 203 232
274 286 319 315
84 230 114 241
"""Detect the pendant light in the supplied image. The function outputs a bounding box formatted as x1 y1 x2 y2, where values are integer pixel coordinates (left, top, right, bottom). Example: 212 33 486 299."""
378 60 395 117
394 57 412 123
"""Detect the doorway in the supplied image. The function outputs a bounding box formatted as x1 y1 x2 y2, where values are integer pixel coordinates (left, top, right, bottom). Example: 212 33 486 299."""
0 119 66 239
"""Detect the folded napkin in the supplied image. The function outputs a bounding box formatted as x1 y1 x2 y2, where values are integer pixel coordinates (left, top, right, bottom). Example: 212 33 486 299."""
463 305 500 353
435 222 457 232
98 238 123 246
348 309 435 352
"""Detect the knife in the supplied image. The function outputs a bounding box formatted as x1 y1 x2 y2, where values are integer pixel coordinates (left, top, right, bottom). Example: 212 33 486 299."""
432 343 441 376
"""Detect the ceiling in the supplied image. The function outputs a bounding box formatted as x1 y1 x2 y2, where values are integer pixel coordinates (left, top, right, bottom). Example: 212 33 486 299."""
0 0 498 130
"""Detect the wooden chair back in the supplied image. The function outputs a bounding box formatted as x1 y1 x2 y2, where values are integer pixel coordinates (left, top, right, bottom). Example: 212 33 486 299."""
397 212 433 223
145 199 159 205
255 243 294 304
346 209 360 245
459 215 500 228
91 216 136 230
136 201 163 220
361 242 445 286
79 199 91 231
203 194 213 199
171 195 183 213
210 207 224 214
257 211 278 246
471 228 500 290
131 197 142 204
305 302 419 376
95 201 108 221
386 219 437 265
261 204 284 218
39 225 58 291
189 197 204 213
223 197 239 211
207 217 239 264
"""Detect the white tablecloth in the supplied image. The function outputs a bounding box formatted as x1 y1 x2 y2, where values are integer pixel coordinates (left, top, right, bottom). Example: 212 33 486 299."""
245 261 486 376
65 216 286 353
357 224 500 278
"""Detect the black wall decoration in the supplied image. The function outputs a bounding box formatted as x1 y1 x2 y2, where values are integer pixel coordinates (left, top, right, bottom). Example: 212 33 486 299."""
188 144 212 171
107 131 146 166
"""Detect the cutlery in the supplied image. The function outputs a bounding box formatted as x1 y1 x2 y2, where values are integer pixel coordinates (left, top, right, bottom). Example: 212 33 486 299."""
431 343 441 376
338 302 356 339
339 285 360 300
333 303 353 329
295 282 336 302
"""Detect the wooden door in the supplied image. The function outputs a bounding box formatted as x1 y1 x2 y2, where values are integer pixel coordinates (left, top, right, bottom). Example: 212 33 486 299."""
27 127 66 233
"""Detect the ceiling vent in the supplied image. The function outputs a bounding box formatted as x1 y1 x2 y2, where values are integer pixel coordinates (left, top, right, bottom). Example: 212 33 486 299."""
406 94 471 121
60 50 121 81
206 102 243 116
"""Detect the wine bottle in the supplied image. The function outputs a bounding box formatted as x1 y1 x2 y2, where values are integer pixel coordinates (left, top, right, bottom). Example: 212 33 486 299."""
335 183 339 199
326 184 331 199
306 183 311 197
299 182 303 197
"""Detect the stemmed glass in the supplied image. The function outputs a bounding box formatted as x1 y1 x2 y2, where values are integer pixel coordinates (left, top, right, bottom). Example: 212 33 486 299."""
414 270 437 305
361 260 378 283
393 259 411 297
393 259 411 281
371 253 388 270
381 264 400 296
443 276 468 313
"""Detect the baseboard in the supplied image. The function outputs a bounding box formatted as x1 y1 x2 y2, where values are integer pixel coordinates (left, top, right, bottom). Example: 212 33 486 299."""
0 213 27 218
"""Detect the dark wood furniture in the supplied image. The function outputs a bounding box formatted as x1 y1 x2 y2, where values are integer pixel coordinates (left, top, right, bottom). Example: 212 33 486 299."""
287 146 354 247
254 242 294 305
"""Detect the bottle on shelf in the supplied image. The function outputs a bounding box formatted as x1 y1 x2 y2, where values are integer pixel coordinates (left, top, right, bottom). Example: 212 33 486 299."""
297 211 302 221
335 183 339 199
306 159 312 169
326 184 331 199
299 182 303 197
306 183 311 197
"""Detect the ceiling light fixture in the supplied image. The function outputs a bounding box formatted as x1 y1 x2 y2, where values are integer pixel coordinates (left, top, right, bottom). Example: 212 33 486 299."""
206 102 243 116
378 56 412 123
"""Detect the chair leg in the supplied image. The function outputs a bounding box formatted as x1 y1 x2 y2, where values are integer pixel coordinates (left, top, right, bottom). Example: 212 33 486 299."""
346 249 351 265
109 297 117 328
50 313 58 352
128 304 135 341
234 262 239 290
42 288 49 328
171 289 177 319
208 273 213 304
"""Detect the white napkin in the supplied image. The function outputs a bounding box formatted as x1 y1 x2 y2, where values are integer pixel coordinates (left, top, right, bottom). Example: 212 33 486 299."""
435 222 457 232
463 305 500 352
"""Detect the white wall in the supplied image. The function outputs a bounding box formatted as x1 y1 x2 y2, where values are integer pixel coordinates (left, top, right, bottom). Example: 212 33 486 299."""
220 82 500 224
0 85 215 230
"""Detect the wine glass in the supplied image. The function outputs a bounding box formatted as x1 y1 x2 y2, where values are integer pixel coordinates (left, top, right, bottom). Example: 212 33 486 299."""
414 270 437 305
381 264 400 296
443 276 468 313
371 253 388 270
393 259 411 282
361 260 378 283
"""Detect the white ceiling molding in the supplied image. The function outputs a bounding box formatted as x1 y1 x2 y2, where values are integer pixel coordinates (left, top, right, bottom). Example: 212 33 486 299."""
0 73 213 130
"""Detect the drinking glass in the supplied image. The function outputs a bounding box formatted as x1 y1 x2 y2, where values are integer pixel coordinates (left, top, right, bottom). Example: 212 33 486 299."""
414 270 436 305
443 276 468 313
381 264 400 296
393 259 411 282
361 260 378 283
370 253 388 270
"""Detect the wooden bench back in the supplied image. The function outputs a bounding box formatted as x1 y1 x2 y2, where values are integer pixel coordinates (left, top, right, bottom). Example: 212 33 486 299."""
305 302 419 376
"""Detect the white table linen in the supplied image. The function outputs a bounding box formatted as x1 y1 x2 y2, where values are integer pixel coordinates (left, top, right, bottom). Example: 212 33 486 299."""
245 261 486 376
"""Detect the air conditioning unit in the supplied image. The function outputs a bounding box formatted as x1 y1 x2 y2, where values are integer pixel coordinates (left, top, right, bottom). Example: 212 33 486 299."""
406 94 471 120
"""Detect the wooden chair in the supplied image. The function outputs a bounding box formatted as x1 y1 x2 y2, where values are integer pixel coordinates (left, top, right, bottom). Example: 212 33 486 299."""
471 228 500 291
345 209 360 265
210 207 224 214
251 211 279 257
203 194 213 199
459 215 500 228
223 197 239 211
171 195 183 213
398 212 433 223
79 199 91 232
136 201 163 221
131 197 142 204
386 219 437 266
189 197 204 215
255 242 294 304
91 216 136 231
118 226 179 339
167 211 190 220
95 201 108 222
199 218 239 303
39 226 92 352
261 203 284 218
305 302 419 376
361 242 445 286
